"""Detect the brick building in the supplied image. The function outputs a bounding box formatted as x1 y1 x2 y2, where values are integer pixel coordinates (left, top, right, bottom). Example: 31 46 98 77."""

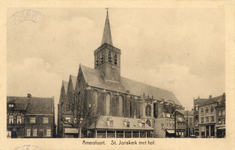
215 93 226 138
184 110 194 136
197 94 225 138
57 10 182 138
7 94 55 138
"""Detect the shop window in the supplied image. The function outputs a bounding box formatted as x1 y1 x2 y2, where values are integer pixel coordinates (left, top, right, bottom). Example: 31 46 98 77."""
17 116 21 124
9 115 13 124
30 117 36 123
43 117 49 124
33 129 37 137
27 129 31 137
46 129 51 137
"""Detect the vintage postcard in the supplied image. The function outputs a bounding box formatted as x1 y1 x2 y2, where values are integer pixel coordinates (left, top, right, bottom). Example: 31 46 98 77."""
0 0 234 150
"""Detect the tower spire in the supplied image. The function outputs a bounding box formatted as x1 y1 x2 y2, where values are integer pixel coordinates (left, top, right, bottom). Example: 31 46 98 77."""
101 8 113 45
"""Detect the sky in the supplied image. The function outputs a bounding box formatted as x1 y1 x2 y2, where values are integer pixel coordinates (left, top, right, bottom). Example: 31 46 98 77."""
7 8 225 111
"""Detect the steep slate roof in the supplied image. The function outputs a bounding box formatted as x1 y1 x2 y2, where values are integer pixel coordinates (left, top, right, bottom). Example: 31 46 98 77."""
198 95 224 107
7 96 54 114
88 116 153 130
81 65 181 105
101 10 113 45
7 97 28 111
62 80 69 95
70 75 77 90
26 97 54 114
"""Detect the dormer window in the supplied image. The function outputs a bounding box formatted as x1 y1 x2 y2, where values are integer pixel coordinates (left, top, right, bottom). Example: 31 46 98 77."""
107 117 113 127
142 123 145 128
127 121 130 127
108 51 112 62
9 104 14 107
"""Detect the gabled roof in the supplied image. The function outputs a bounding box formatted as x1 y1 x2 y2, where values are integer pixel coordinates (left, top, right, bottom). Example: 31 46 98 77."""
198 94 224 107
80 65 181 105
70 75 77 90
157 112 172 119
62 80 69 95
26 97 54 114
7 96 54 114
88 116 153 130
7 97 28 111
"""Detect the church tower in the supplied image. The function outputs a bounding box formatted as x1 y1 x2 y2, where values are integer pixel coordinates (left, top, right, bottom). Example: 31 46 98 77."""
94 10 121 83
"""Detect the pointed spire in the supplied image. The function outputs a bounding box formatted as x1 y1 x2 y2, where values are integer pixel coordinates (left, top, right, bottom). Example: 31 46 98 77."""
101 9 113 45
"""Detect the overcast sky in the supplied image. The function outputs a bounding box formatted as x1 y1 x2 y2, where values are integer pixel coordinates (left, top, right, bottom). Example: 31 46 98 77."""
7 8 225 110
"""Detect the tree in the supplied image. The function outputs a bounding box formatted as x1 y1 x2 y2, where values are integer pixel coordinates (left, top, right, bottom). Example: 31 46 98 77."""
61 91 100 138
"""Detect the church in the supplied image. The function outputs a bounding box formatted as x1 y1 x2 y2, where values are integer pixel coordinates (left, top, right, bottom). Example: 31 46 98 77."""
57 10 183 138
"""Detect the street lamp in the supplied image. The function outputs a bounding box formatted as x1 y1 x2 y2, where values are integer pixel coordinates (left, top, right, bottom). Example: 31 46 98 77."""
167 100 176 137
79 117 83 138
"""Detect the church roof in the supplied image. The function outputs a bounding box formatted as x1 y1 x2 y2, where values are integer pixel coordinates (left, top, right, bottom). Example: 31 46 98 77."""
101 10 113 45
62 80 69 95
80 65 181 105
7 96 54 114
70 75 77 90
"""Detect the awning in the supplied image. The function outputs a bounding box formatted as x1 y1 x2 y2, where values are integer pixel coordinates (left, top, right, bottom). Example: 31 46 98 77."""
166 130 175 134
65 128 79 134
217 127 225 130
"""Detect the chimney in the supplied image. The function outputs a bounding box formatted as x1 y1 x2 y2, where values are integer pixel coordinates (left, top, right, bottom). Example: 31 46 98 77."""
209 95 212 99
27 93 31 98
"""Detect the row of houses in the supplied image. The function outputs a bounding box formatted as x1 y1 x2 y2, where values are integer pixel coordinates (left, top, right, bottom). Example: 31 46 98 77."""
7 94 56 138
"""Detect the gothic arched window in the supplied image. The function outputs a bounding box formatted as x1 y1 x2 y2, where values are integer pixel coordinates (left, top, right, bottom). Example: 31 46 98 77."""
108 51 112 62
146 105 151 117
106 94 111 116
114 54 117 65
92 91 98 110
119 96 123 117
